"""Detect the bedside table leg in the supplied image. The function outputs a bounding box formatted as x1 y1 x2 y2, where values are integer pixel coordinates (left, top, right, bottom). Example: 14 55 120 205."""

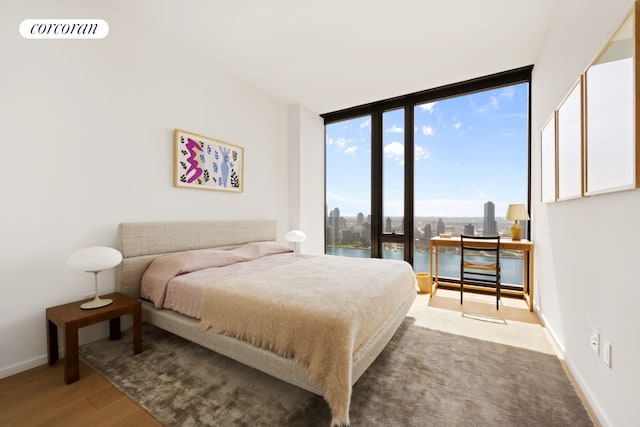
47 319 58 365
64 323 79 384
132 308 142 355
109 317 121 340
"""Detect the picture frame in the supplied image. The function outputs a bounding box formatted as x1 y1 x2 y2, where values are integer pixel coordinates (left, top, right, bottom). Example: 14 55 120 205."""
540 113 557 203
174 129 244 192
584 7 638 196
556 77 583 201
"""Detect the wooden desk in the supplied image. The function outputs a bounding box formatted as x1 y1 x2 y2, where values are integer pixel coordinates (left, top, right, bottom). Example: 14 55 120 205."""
46 292 142 384
429 236 535 311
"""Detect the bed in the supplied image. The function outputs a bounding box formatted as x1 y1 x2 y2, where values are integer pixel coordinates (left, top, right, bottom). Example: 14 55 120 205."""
116 220 416 426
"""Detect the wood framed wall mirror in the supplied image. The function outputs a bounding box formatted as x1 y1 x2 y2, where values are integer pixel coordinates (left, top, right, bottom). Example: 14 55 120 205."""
584 4 639 195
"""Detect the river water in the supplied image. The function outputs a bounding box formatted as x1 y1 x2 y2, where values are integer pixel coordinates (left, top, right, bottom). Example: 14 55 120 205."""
325 246 524 287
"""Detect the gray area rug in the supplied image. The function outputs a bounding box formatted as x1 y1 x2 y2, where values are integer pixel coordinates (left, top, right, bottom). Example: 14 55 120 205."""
79 319 593 426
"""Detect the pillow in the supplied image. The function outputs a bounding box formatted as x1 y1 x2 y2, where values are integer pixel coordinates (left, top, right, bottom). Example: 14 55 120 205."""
230 241 293 261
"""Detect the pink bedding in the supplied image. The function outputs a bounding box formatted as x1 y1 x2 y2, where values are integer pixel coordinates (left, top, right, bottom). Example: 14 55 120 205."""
141 241 309 318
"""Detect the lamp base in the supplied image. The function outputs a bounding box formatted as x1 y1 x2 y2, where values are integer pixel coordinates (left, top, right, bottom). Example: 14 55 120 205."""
510 223 523 240
81 296 113 310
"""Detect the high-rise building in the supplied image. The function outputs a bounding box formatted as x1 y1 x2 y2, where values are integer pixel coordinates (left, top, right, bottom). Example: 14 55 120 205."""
464 223 475 236
424 224 432 240
483 201 497 236
437 218 445 235
357 212 364 226
328 207 341 244
385 217 392 233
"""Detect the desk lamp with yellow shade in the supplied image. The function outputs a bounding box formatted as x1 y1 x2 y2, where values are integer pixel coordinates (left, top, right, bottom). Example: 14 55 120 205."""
505 204 530 241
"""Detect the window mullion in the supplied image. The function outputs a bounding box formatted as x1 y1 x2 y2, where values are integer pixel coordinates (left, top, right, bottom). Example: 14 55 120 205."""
404 105 414 266
371 110 383 258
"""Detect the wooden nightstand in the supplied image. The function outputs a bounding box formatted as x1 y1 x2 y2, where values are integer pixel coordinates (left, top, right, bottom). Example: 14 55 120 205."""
46 292 142 384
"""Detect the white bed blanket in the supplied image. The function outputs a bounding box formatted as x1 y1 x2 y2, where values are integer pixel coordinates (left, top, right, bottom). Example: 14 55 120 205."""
199 255 417 426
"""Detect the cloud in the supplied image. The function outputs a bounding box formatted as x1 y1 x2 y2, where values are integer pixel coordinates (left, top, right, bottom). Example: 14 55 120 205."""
475 189 488 198
454 121 463 130
422 125 436 136
344 146 359 155
418 101 437 113
415 145 430 161
471 96 500 113
386 124 403 133
500 86 515 99
384 141 404 163
360 118 370 129
329 137 365 156
334 137 347 148
474 88 515 113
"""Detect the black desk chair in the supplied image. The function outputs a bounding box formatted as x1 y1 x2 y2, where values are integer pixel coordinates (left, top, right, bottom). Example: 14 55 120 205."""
460 235 501 310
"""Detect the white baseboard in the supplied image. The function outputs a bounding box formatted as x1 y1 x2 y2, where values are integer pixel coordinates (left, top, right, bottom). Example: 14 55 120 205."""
0 354 51 380
1 322 115 380
537 309 566 355
537 309 610 427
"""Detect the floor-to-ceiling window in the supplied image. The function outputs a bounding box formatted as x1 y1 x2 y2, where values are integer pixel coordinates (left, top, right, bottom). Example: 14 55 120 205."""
325 115 372 257
413 84 529 287
323 66 531 289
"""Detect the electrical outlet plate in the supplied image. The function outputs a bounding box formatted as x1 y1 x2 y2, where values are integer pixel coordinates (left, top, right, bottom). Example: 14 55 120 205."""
589 327 599 354
602 340 612 368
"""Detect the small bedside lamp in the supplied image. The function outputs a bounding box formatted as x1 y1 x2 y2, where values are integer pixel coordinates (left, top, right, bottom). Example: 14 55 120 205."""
67 246 123 309
285 230 306 253
505 204 530 241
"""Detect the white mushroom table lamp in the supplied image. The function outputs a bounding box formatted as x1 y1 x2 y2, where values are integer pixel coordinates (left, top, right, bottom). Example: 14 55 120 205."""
285 230 306 253
67 246 123 310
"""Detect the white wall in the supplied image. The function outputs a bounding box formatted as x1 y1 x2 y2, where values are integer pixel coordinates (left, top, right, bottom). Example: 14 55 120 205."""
532 1 640 425
289 104 325 255
0 0 291 377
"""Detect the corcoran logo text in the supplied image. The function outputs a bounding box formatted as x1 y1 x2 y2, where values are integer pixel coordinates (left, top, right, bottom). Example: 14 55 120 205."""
19 19 109 39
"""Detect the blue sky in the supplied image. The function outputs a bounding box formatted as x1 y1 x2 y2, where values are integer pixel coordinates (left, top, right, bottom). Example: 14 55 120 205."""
326 83 529 218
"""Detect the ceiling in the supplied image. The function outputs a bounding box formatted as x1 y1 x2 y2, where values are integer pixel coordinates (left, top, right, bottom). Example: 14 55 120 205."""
116 0 558 114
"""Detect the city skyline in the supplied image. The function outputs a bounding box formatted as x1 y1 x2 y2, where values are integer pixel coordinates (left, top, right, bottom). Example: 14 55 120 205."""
326 200 528 250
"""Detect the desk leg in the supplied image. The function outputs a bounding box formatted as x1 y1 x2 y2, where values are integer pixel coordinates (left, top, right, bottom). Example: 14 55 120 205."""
132 306 142 355
64 322 79 384
529 249 534 312
109 317 121 340
434 245 439 293
523 251 529 295
429 242 433 294
47 319 58 366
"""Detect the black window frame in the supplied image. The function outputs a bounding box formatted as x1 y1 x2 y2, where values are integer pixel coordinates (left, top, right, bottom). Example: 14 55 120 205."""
322 65 533 265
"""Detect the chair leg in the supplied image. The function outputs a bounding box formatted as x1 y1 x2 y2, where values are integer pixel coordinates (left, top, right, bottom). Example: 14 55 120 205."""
460 278 463 305
496 281 500 310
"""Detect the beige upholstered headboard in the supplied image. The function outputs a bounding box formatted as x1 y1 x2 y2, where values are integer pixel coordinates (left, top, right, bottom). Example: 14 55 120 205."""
116 220 277 298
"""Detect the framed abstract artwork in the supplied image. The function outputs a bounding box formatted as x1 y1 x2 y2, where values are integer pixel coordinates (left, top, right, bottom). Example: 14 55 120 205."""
174 129 244 192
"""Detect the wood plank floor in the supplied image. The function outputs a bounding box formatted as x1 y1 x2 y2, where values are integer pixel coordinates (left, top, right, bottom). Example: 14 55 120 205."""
0 360 161 426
